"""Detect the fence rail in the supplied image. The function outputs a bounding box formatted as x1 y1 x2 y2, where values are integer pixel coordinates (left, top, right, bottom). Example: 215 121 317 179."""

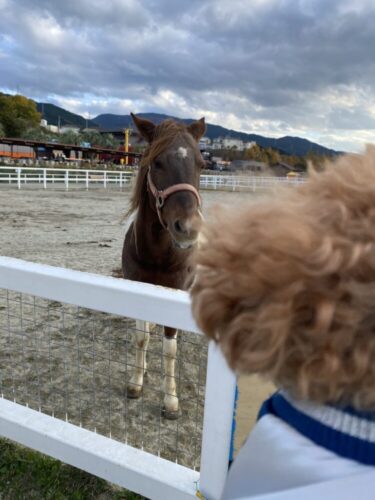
0 257 236 500
0 166 305 192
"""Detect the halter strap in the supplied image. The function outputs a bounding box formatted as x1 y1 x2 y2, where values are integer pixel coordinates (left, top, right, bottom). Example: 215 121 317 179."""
147 166 201 229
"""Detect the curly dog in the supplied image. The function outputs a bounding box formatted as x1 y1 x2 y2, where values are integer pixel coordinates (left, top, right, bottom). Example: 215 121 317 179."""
191 146 375 498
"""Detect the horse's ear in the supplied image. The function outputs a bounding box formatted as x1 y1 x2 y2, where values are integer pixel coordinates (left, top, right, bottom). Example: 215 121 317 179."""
131 113 156 143
187 117 206 141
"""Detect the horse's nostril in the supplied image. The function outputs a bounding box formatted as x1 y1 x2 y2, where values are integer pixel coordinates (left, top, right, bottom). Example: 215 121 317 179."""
174 220 186 234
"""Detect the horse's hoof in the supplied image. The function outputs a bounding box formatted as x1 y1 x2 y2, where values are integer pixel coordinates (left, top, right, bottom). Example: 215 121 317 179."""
127 386 142 399
162 406 180 420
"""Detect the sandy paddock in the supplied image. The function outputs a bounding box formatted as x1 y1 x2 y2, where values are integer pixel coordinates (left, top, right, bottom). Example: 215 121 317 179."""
0 185 273 465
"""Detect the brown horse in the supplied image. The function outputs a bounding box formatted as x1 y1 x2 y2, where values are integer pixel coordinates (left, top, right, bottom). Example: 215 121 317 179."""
122 113 206 419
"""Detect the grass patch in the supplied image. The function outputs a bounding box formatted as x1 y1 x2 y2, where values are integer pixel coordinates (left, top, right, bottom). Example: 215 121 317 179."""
0 438 145 499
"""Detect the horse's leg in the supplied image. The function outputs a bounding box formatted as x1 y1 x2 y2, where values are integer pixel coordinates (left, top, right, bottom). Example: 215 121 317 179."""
162 326 179 419
127 320 150 399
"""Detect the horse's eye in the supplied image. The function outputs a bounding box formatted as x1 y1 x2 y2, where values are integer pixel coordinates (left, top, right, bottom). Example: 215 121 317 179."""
153 160 163 169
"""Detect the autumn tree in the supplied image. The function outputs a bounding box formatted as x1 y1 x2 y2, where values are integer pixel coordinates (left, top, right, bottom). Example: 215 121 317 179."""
265 147 281 165
0 94 41 137
244 144 268 163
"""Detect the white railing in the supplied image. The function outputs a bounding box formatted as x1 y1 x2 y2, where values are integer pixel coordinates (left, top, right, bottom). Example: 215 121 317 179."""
2 259 374 500
0 257 236 500
200 174 305 191
0 166 305 192
0 166 133 190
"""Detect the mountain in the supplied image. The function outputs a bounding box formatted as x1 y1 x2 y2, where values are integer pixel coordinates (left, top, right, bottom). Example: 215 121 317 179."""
93 113 172 130
31 98 338 156
93 112 338 156
36 102 98 129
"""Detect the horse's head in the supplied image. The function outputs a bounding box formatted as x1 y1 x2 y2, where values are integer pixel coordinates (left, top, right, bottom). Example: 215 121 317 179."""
132 113 206 249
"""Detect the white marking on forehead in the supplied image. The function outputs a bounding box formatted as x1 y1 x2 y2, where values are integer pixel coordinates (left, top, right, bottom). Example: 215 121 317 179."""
177 146 188 159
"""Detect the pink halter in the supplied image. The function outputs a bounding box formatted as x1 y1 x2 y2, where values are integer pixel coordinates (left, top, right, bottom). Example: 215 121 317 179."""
147 166 201 229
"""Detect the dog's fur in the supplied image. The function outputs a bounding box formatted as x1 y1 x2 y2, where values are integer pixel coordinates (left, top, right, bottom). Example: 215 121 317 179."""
191 146 375 411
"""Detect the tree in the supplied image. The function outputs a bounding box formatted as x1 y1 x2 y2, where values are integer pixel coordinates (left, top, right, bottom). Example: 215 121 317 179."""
265 147 281 166
22 126 56 141
0 94 41 137
100 133 117 149
60 130 80 145
0 122 4 138
246 144 269 163
80 130 102 146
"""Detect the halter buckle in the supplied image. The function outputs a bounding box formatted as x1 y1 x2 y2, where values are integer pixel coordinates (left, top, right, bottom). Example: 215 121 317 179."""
157 193 164 208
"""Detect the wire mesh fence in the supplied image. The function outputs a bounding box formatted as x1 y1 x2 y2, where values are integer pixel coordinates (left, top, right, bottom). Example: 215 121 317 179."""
0 288 208 470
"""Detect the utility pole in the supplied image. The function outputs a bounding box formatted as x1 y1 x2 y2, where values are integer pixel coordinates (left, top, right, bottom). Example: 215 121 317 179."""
124 127 131 166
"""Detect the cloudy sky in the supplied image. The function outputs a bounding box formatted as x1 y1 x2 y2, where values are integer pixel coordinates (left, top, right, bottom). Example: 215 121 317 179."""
1 0 375 152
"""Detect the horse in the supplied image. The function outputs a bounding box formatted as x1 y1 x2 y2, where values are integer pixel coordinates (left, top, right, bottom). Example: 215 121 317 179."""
122 113 206 419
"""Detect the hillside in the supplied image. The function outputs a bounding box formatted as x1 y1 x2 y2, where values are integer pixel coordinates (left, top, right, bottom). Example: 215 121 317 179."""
33 100 338 156
93 113 338 156
36 102 98 129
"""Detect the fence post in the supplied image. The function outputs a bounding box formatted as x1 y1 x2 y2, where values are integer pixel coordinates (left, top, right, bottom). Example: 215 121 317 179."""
104 171 107 189
120 172 123 189
17 168 21 189
200 342 237 500
65 170 69 190
86 171 89 190
43 169 47 189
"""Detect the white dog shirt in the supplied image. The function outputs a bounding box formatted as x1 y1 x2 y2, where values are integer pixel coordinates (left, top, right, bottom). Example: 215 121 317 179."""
222 390 374 499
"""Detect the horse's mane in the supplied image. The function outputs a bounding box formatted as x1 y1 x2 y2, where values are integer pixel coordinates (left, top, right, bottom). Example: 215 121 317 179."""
127 120 195 216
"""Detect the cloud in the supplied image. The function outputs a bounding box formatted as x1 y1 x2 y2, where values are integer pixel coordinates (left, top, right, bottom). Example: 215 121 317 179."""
1 0 375 151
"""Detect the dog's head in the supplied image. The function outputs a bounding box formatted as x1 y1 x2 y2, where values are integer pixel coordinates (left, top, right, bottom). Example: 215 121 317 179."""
191 146 375 409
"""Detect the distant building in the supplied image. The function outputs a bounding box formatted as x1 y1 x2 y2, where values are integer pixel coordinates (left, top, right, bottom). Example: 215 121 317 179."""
211 136 256 152
40 119 59 133
230 160 267 172
199 137 211 151
222 138 244 150
244 141 256 150
230 159 304 177
60 125 80 134
212 137 224 150
269 162 303 177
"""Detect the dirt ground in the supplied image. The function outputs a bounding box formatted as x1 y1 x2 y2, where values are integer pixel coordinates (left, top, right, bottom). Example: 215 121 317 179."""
0 185 273 463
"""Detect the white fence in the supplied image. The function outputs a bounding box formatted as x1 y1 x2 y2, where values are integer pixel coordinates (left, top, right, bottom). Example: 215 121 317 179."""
0 257 236 500
0 166 305 192
0 166 133 190
2 259 375 500
200 173 305 191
